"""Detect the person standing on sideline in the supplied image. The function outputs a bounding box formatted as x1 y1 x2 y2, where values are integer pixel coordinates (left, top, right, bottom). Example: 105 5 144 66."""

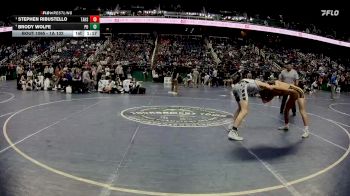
16 65 24 89
115 64 124 80
193 68 199 88
330 73 337 99
279 64 299 116
247 71 252 79
82 68 93 92
212 68 218 87
171 66 179 95
48 65 54 79
143 67 148 81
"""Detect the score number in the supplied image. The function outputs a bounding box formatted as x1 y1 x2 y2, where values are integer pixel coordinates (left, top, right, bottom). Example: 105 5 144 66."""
80 17 89 22
80 16 100 23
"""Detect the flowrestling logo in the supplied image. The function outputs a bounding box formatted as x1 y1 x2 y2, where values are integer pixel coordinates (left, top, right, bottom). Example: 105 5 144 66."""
321 10 339 16
121 106 233 127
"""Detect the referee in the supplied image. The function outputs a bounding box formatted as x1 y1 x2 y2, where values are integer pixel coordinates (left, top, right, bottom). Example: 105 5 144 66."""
279 64 299 116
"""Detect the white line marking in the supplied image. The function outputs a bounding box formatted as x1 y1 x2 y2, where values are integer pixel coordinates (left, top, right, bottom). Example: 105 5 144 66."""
331 121 350 128
249 103 350 128
305 97 334 101
0 112 14 118
243 145 302 196
269 104 350 128
99 91 159 196
224 122 302 195
329 103 350 117
2 96 350 195
0 92 15 103
0 101 101 155
98 125 141 196
250 104 348 151
309 133 347 151
0 121 61 154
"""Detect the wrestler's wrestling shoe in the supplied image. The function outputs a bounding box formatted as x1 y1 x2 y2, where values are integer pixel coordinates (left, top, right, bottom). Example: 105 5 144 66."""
228 129 244 141
302 129 310 138
278 125 289 131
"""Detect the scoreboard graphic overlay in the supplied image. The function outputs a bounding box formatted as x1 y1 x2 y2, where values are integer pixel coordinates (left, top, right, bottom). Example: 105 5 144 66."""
11 11 100 37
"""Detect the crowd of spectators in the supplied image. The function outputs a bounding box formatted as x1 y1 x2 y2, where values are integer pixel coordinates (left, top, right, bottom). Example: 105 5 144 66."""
1 32 349 93
0 36 152 94
0 39 60 80
91 34 154 82
103 34 153 67
152 35 214 81
210 36 350 92
8 38 103 92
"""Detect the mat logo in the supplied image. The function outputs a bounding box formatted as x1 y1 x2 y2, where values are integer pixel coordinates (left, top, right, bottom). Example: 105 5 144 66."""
321 10 339 16
121 106 232 127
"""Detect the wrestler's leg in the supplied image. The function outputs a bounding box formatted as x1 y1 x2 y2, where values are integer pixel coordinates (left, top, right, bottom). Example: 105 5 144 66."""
228 84 248 141
233 100 248 128
297 98 310 138
233 104 241 122
228 100 247 141
278 96 295 131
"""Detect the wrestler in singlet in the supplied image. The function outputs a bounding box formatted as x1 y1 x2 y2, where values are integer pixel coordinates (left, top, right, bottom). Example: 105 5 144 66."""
232 79 261 102
228 79 309 141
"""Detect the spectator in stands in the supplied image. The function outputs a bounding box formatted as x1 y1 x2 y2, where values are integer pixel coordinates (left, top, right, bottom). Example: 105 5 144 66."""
59 70 72 91
44 66 49 78
54 66 60 78
19 75 26 90
27 68 33 79
34 76 42 91
105 66 111 78
102 77 116 93
48 65 54 78
72 71 82 93
26 77 33 91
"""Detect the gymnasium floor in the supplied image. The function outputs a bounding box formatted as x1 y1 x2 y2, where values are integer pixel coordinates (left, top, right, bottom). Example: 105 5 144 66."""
0 80 349 196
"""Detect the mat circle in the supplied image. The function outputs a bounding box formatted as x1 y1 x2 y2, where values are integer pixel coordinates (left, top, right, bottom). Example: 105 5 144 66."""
2 97 350 196
121 105 233 127
0 92 15 104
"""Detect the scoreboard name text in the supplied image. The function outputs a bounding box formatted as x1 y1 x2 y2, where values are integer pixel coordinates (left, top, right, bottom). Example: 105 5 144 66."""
17 17 68 22
17 25 52 30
